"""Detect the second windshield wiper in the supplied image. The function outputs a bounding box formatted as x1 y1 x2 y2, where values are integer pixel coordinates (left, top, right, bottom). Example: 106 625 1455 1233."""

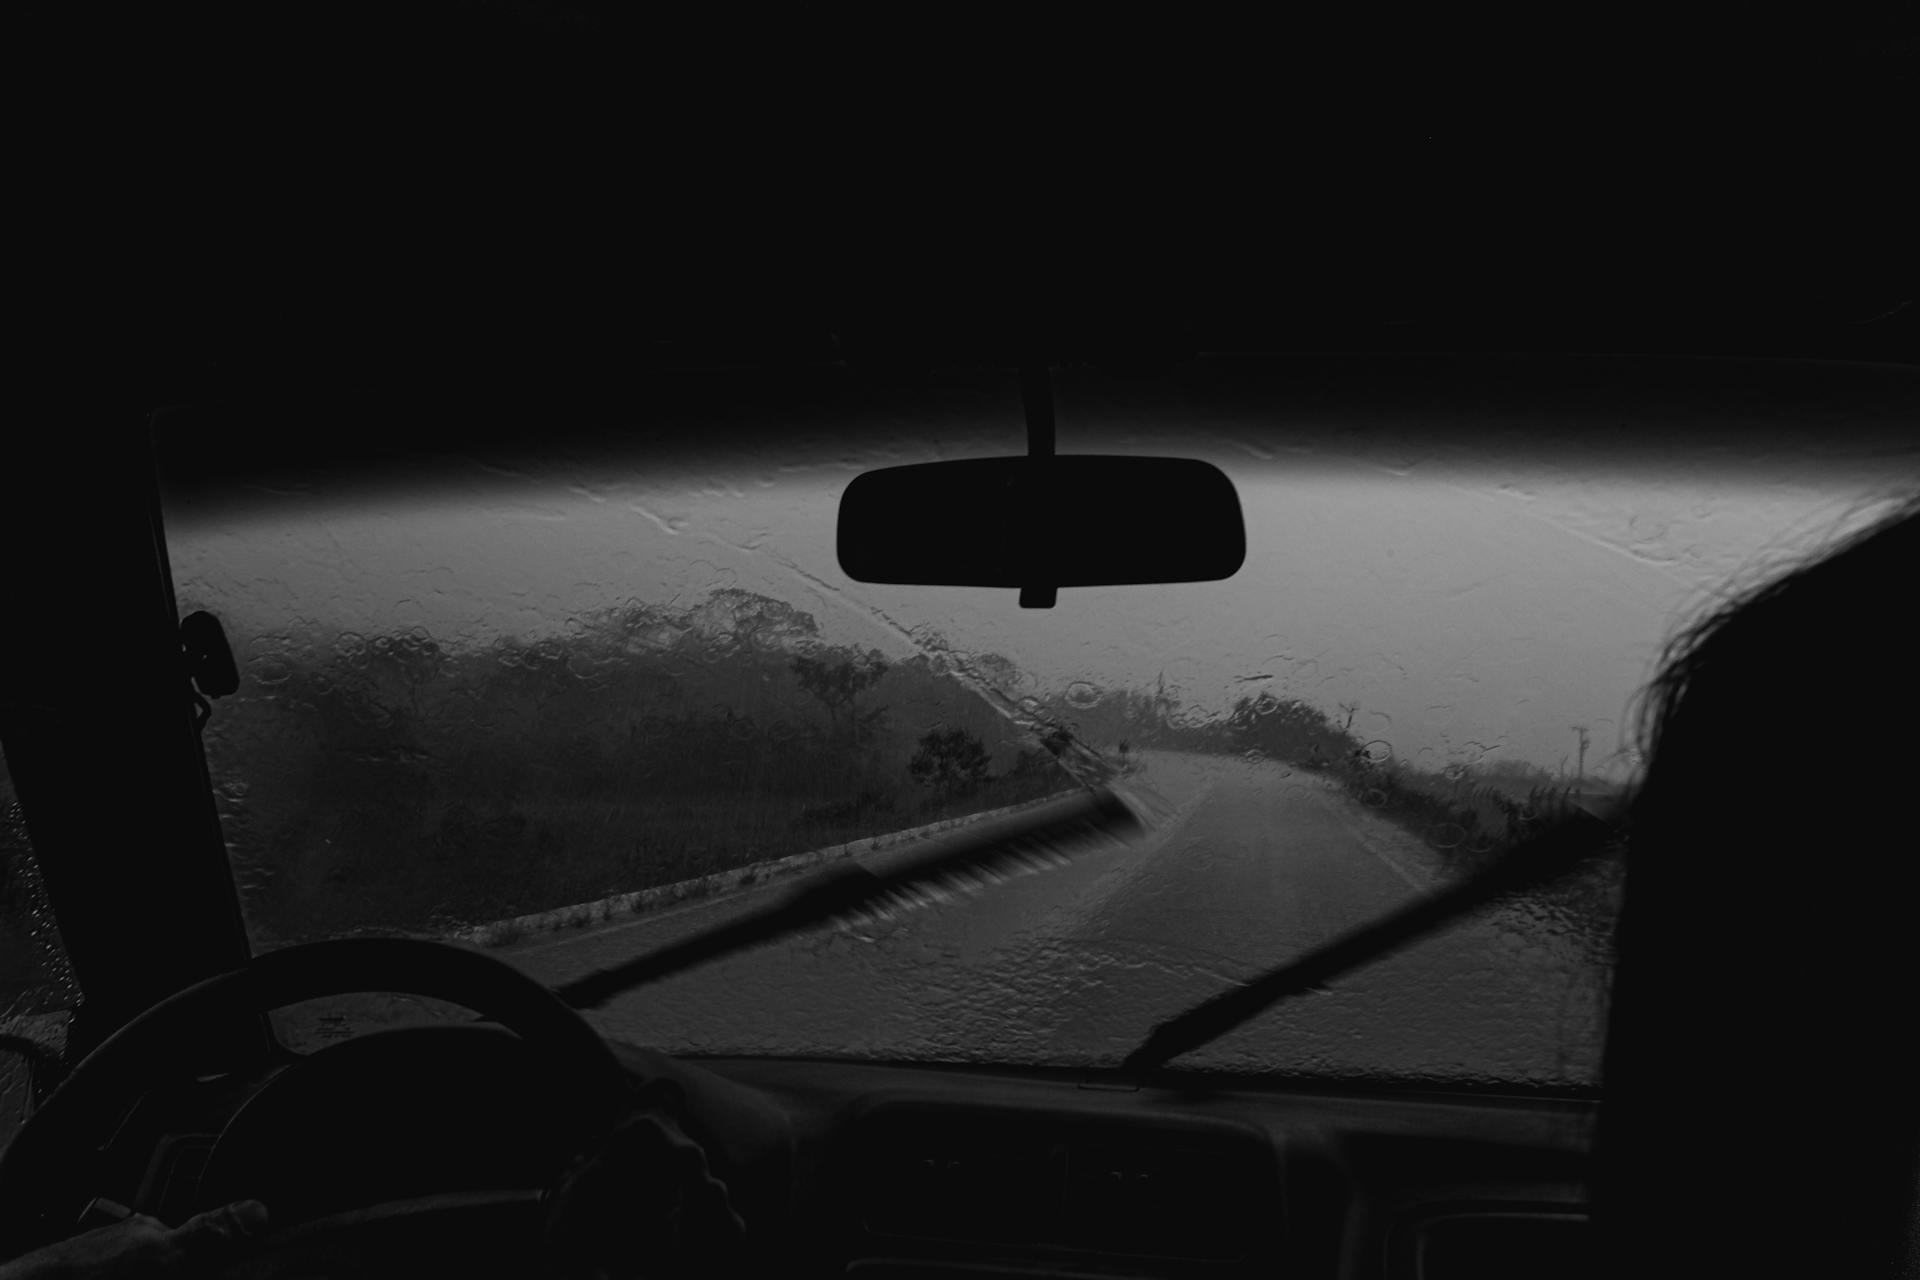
1119 797 1628 1076
553 786 1146 1010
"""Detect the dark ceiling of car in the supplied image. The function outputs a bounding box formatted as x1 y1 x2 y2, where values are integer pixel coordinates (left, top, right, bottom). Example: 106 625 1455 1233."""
17 2 1917 456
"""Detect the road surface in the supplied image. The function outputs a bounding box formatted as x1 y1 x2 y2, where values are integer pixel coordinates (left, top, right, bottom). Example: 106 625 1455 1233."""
499 751 1610 1087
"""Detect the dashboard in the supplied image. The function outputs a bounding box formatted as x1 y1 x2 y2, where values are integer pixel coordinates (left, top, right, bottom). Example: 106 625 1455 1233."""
93 1026 1599 1280
725 1058 1597 1280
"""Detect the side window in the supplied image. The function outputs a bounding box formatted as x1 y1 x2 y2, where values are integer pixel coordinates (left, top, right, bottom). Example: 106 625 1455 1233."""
0 757 81 1148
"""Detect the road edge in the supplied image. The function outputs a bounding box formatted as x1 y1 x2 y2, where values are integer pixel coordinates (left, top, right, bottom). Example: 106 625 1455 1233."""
450 791 1083 949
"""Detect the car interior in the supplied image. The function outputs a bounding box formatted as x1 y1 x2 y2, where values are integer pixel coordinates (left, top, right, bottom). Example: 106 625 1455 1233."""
7 4 1920 1278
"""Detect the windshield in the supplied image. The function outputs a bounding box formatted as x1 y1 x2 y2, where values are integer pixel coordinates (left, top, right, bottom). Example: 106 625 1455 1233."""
155 358 1917 1088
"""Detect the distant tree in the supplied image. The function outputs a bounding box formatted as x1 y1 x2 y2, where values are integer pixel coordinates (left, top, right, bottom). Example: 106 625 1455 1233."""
1152 671 1178 723
1010 747 1052 776
790 649 890 746
1227 693 1350 766
694 588 823 651
362 630 447 720
909 727 991 800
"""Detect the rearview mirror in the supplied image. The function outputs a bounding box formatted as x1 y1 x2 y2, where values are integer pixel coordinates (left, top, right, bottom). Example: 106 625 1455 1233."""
837 456 1245 604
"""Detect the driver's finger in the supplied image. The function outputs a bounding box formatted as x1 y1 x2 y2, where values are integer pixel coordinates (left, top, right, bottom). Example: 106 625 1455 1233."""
167 1200 271 1267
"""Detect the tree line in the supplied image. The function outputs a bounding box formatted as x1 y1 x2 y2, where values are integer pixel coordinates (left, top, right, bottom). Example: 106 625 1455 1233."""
200 593 1077 943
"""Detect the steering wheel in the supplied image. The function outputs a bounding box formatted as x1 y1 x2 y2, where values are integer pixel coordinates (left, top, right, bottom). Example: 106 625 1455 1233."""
0 938 643 1276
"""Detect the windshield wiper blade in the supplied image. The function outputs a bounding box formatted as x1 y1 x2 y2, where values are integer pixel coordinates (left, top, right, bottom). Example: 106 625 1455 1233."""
554 786 1146 1010
1120 798 1627 1076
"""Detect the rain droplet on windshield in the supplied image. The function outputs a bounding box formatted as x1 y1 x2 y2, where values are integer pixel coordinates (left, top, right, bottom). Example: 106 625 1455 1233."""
1066 681 1103 710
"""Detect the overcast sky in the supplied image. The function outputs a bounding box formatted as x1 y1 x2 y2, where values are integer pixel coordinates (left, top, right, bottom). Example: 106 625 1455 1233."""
165 397 1909 779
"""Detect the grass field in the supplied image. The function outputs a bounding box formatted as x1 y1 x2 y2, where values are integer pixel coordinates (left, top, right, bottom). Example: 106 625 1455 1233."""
217 741 1076 946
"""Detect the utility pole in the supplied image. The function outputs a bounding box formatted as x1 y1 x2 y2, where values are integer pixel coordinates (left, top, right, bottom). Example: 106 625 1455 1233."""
1571 725 1591 782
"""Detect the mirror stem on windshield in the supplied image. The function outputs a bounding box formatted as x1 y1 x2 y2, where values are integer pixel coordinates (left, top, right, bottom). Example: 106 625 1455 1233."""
1020 364 1055 458
836 363 1245 606
1019 364 1055 608
1120 800 1629 1076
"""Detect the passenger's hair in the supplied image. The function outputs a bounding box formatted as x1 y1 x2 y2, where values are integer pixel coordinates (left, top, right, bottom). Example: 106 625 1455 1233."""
1597 491 1920 1278
1631 491 1920 777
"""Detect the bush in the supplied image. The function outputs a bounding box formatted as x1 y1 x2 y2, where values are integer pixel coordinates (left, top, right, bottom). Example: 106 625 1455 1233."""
908 728 991 801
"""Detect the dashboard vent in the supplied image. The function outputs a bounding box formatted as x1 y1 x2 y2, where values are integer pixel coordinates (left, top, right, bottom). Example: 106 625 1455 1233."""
1414 1209 1595 1280
850 1104 1275 1262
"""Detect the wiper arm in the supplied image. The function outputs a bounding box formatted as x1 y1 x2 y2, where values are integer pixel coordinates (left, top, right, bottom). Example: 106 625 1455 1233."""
554 786 1146 1010
1120 795 1629 1076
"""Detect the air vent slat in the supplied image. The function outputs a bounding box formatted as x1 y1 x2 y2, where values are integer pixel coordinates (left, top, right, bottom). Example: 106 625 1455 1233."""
851 1104 1274 1261
864 1129 1065 1245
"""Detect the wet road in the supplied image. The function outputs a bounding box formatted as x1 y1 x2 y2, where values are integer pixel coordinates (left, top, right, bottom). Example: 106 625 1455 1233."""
502 751 1609 1086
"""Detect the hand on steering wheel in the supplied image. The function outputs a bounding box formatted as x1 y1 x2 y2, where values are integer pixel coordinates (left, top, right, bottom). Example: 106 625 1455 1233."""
544 1108 746 1278
0 1199 269 1280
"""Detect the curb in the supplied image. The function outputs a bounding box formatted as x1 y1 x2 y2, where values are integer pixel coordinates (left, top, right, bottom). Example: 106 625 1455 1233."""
453 791 1080 949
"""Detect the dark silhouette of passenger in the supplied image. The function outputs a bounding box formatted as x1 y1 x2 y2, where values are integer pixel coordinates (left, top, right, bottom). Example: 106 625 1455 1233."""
1595 494 1920 1278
